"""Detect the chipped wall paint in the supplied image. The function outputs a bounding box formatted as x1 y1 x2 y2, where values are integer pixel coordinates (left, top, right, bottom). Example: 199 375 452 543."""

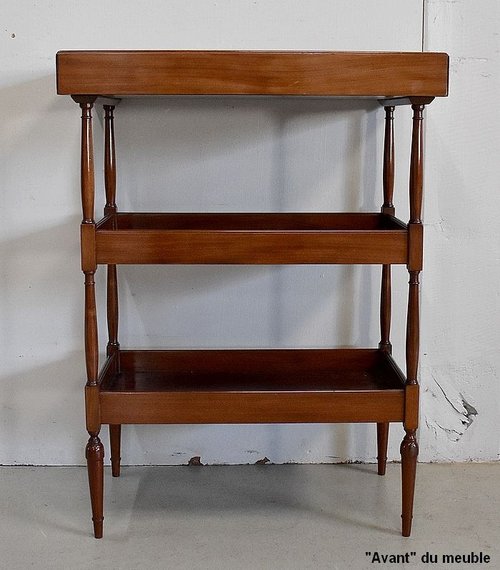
1 1 498 465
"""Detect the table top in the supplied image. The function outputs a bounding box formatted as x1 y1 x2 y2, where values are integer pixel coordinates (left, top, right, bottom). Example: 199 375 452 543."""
56 50 449 98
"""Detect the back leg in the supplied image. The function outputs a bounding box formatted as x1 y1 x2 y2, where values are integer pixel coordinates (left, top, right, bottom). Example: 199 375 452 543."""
109 424 121 477
377 422 389 475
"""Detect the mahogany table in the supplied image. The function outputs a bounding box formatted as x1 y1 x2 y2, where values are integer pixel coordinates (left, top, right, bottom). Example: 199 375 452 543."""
56 50 449 538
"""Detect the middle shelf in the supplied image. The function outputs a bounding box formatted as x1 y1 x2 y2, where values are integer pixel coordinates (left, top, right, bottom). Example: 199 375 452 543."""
95 212 408 265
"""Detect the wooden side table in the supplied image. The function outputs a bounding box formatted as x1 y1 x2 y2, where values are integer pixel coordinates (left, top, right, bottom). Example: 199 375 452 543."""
56 50 449 538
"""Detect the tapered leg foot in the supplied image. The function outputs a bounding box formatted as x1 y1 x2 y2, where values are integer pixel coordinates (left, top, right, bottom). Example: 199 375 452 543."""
86 435 104 538
400 429 418 537
377 422 389 476
109 424 121 477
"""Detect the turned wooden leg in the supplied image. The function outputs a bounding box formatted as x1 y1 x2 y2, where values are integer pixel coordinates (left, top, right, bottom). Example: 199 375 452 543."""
376 422 389 476
398 102 427 537
77 99 104 539
400 429 418 537
377 107 394 479
86 435 104 539
109 424 122 477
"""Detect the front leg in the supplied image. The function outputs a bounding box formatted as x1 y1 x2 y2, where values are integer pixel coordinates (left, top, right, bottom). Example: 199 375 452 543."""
400 429 418 537
86 434 104 538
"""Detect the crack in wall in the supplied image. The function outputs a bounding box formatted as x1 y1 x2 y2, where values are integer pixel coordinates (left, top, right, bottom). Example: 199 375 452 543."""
425 417 438 439
433 376 478 426
434 421 464 440
427 375 478 442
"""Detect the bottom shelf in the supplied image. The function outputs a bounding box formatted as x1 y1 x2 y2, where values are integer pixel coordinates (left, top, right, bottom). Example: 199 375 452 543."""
99 348 406 424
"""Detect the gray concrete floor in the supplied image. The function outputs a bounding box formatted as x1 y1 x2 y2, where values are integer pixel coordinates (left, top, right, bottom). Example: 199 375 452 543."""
0 464 498 569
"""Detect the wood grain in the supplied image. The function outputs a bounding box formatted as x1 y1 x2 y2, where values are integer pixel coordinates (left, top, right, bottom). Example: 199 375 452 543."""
103 105 117 216
80 223 96 272
60 51 446 537
85 384 101 434
406 103 425 388
78 101 95 224
84 272 98 386
382 105 395 216
100 391 404 424
401 429 418 537
380 105 395 353
409 104 424 224
95 213 408 265
103 105 120 357
99 349 405 424
56 51 449 97
109 425 121 478
85 435 104 539
404 383 420 430
408 223 423 271
377 422 389 476
379 265 392 351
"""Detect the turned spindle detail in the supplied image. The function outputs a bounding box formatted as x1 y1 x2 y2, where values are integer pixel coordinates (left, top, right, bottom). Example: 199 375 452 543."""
84 271 98 386
401 429 418 537
379 265 392 355
400 100 428 537
76 97 104 538
406 102 427 385
77 99 99 387
104 105 117 216
86 435 105 539
106 265 119 358
379 105 395 354
406 270 420 385
409 104 425 225
77 100 96 225
377 105 396 476
104 105 122 478
104 105 120 358
382 105 395 216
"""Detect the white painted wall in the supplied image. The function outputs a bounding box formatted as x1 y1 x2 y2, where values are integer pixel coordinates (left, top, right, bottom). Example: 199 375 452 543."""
0 1 496 465
420 0 500 461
